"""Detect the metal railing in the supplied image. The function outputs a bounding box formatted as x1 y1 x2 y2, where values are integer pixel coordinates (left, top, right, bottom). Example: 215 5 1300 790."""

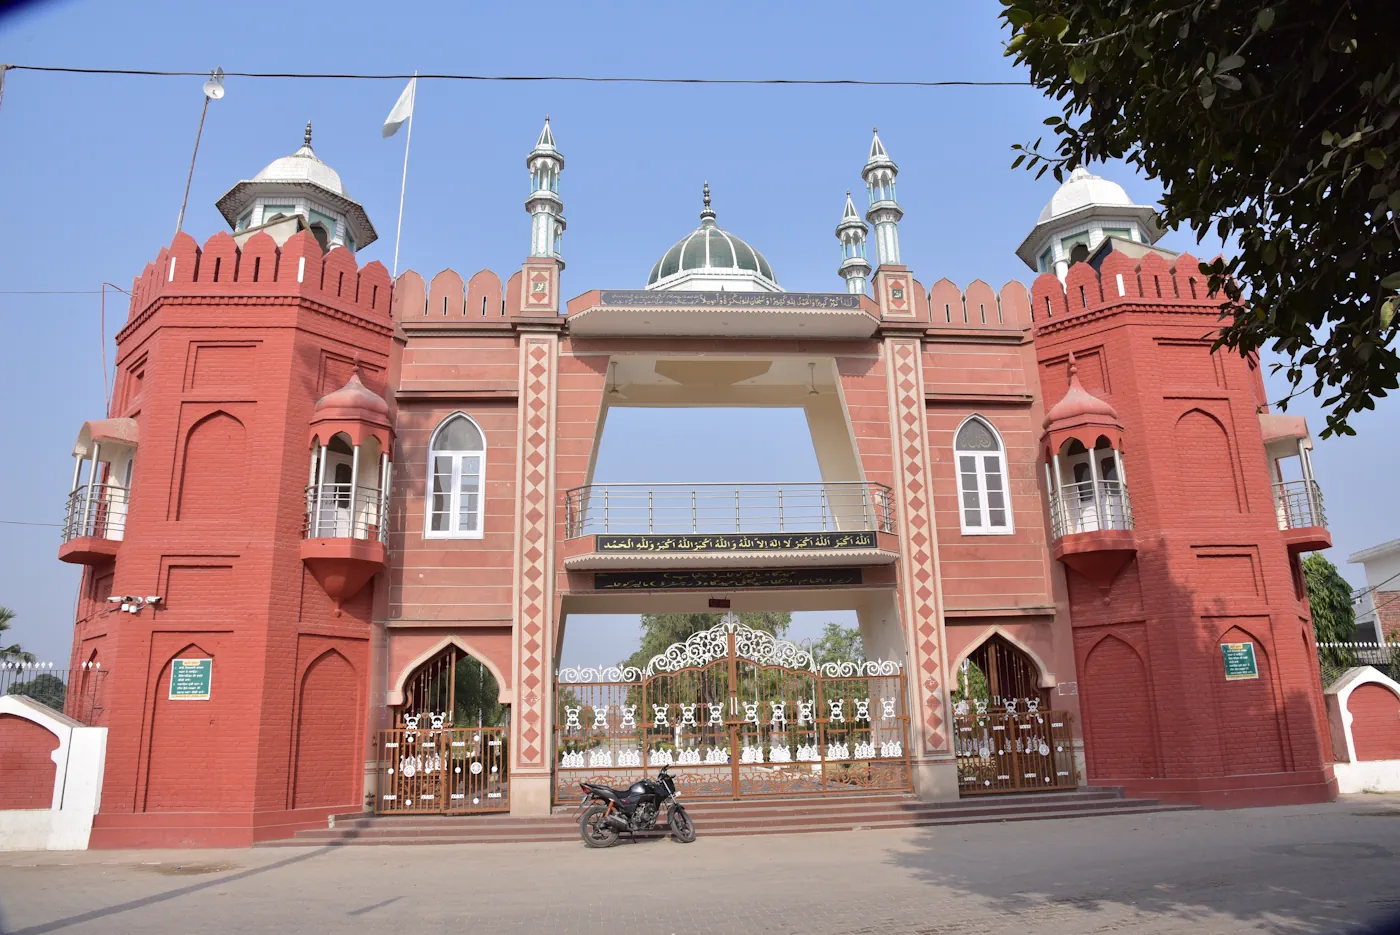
1316 641 1400 687
1 661 109 725
1274 479 1327 531
303 483 388 541
1049 480 1133 538
563 482 895 539
61 484 128 543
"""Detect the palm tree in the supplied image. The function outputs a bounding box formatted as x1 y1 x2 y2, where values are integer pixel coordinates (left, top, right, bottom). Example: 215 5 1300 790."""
0 606 36 663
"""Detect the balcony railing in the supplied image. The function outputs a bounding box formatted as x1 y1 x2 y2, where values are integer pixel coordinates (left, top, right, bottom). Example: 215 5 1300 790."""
304 483 388 541
564 482 895 539
61 484 128 543
1274 479 1327 531
1049 480 1133 538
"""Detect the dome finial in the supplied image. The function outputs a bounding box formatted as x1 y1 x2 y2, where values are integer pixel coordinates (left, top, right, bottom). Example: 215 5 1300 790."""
1067 350 1079 380
304 121 313 149
700 181 716 223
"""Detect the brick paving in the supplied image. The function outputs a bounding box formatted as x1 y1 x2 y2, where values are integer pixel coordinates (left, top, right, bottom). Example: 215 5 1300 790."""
3 795 1400 934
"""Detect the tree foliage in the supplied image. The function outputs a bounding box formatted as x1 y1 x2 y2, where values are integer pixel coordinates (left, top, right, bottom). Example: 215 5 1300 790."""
619 612 790 674
8 673 66 713
1303 553 1358 679
0 606 34 663
451 656 506 727
1304 553 1358 642
811 622 866 667
1002 0 1400 436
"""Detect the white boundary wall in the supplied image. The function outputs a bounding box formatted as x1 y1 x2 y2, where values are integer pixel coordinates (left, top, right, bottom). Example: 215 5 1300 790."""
0 695 107 851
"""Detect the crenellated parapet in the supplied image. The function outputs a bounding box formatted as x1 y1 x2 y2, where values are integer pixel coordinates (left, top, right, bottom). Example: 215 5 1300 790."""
923 278 1033 331
1028 249 1215 328
390 267 527 329
123 230 393 330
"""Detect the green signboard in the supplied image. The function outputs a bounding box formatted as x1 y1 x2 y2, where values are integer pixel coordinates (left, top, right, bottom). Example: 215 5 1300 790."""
169 658 213 700
1221 642 1259 681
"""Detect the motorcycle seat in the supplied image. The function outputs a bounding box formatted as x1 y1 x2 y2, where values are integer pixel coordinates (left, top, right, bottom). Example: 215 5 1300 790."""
585 784 622 800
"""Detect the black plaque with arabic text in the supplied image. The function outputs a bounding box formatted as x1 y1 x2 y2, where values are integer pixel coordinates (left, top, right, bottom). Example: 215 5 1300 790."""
597 290 862 310
594 531 877 554
592 568 863 591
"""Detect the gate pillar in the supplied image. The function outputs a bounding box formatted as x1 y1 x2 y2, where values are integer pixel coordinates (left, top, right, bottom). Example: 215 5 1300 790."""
882 332 958 800
508 325 562 815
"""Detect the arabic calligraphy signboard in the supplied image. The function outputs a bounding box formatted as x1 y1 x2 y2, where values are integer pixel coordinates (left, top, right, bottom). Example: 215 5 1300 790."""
593 568 863 591
594 531 877 554
597 290 862 310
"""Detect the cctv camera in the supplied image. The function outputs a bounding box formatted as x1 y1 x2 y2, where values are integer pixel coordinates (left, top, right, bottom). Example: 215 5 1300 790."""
146 596 162 604
106 596 123 603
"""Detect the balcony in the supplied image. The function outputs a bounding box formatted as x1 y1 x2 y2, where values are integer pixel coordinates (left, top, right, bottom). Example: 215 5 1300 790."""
58 484 127 565
561 482 899 571
1050 479 1133 537
1048 479 1136 587
300 482 388 605
1273 479 1331 554
303 483 388 542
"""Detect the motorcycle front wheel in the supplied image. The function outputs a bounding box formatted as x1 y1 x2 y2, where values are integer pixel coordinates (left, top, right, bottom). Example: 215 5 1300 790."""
668 806 696 843
579 803 620 848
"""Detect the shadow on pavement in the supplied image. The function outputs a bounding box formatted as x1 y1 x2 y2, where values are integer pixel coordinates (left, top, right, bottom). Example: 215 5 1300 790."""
0 846 336 935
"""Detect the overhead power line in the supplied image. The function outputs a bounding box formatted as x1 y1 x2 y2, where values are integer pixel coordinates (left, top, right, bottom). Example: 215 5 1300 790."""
4 64 1032 88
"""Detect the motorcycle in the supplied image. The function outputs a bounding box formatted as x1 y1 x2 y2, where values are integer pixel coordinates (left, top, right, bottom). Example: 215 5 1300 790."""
577 764 696 847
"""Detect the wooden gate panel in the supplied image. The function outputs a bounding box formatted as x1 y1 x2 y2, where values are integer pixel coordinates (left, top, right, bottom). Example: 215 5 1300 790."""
375 722 510 814
954 705 1077 794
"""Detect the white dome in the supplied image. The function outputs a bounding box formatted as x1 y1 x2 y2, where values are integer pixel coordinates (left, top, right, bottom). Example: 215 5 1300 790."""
253 143 345 196
1037 167 1133 224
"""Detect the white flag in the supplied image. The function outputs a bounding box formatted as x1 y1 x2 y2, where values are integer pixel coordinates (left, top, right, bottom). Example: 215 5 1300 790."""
382 78 416 138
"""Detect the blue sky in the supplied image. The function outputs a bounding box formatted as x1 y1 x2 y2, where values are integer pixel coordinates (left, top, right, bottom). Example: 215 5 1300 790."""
1 1 1395 667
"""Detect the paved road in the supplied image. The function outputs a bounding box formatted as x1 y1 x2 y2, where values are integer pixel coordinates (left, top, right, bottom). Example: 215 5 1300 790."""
3 796 1400 935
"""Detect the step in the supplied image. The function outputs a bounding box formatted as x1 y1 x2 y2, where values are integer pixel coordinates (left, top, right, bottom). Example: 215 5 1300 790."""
293 798 1172 842
315 788 1129 833
263 802 1195 847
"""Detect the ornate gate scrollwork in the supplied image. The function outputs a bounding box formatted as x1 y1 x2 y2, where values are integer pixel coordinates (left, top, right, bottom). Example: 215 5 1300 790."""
555 614 912 802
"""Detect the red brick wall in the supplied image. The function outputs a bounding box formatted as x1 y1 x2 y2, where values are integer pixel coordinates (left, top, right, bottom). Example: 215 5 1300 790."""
1215 629 1286 773
292 650 360 809
1078 635 1159 778
74 231 394 843
1348 684 1400 761
1034 252 1332 802
1376 591 1400 640
0 715 60 809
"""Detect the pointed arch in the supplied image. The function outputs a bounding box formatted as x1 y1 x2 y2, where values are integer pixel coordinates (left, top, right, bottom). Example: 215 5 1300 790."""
176 410 246 521
291 648 360 809
948 625 1057 689
953 414 1013 535
425 412 488 539
1174 407 1240 512
1080 633 1159 779
386 635 512 708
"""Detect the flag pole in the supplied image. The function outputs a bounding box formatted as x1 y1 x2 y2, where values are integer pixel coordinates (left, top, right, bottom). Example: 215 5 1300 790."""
176 95 212 236
391 74 417 279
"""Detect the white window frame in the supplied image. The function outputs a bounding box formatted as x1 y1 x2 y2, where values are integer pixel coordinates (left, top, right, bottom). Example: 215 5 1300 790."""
954 415 1015 536
424 413 487 540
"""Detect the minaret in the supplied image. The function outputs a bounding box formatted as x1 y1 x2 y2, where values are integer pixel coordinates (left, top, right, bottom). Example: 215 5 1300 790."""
525 117 566 263
863 128 903 268
835 190 872 294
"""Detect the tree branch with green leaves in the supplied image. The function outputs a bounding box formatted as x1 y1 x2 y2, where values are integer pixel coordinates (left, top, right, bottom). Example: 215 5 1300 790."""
1003 0 1400 436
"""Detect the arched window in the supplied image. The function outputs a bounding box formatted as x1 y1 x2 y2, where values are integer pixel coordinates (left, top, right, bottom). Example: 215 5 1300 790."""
954 416 1013 535
426 414 486 538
